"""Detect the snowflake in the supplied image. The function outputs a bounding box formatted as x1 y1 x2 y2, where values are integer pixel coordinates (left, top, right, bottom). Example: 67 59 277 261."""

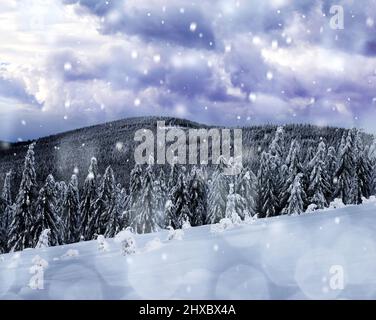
131 50 138 59
64 62 72 71
153 54 161 63
249 93 257 102
134 98 141 106
266 71 273 80
189 22 197 32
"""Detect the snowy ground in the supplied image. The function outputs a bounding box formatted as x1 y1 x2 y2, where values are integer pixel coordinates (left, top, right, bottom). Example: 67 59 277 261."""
1 200 376 300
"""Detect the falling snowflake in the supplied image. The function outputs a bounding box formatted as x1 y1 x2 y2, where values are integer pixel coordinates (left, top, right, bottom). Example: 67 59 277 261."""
64 62 72 71
189 22 197 32
266 71 273 80
134 98 141 106
252 36 261 45
131 50 138 59
249 93 257 102
153 54 161 63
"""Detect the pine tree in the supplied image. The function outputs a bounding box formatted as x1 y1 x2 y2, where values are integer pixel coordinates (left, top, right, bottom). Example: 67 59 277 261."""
308 141 331 209
225 184 242 224
55 181 67 219
326 146 338 199
124 164 143 226
166 168 189 229
168 159 179 189
257 152 279 218
335 131 357 205
80 157 99 239
285 173 306 215
268 127 286 211
86 166 116 239
303 146 315 168
62 174 81 244
131 164 159 234
186 166 207 226
8 143 38 252
369 139 376 195
105 183 125 238
153 169 168 228
32 175 62 246
207 157 229 223
0 171 13 253
281 139 303 211
354 130 372 200
235 168 257 217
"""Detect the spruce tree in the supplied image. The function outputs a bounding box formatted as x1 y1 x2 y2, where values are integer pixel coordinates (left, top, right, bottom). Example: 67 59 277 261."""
62 174 81 244
55 181 67 219
186 166 207 226
124 164 143 226
281 139 303 211
131 164 159 234
87 166 116 239
257 152 279 218
80 157 99 239
326 146 338 200
8 143 38 252
335 131 357 205
32 174 62 246
0 171 13 253
104 183 126 238
235 168 257 217
207 157 229 223
285 173 306 215
308 141 331 209
166 168 189 229
355 130 372 200
226 183 242 224
153 169 168 228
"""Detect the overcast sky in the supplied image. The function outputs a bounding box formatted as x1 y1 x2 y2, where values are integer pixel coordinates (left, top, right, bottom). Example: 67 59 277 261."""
1 0 376 141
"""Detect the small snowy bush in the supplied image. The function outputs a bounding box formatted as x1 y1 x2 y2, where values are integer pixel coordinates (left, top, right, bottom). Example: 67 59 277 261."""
305 204 318 213
35 229 50 249
182 219 191 230
167 226 184 241
97 235 109 252
29 255 48 290
329 198 346 209
115 229 136 255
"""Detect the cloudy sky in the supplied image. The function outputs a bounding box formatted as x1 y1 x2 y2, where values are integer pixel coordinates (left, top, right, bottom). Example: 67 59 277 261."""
1 0 376 141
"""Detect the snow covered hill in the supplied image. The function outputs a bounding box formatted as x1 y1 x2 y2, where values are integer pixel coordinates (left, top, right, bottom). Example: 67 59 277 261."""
1 200 376 300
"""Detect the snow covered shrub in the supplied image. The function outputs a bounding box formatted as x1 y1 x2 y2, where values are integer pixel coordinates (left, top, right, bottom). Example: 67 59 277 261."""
305 204 318 213
167 226 184 241
115 229 136 255
35 229 50 249
29 255 48 290
210 218 233 233
329 198 346 209
182 218 191 230
243 213 257 224
97 235 109 252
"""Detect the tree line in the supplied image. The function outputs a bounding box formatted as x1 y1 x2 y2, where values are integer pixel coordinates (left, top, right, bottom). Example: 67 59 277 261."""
0 126 375 253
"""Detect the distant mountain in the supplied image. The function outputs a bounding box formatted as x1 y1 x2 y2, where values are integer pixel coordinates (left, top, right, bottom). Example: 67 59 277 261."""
0 116 367 196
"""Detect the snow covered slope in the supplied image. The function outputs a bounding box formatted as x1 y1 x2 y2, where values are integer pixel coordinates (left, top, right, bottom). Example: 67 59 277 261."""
1 200 376 300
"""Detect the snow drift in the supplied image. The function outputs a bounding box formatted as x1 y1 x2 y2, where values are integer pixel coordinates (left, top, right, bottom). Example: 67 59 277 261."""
1 199 376 300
